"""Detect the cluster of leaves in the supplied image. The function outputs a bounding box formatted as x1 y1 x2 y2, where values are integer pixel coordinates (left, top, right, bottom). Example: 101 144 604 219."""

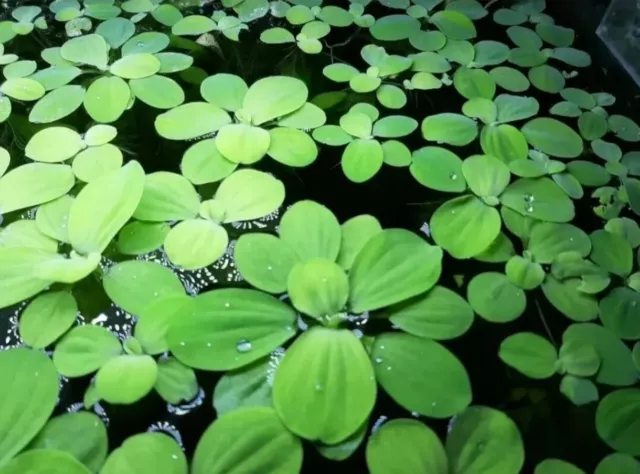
0 0 639 473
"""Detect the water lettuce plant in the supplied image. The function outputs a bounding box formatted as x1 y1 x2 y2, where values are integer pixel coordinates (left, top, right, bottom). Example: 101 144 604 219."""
0 0 639 472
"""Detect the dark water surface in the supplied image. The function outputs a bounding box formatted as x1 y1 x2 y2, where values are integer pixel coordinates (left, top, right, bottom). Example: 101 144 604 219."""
1 0 639 472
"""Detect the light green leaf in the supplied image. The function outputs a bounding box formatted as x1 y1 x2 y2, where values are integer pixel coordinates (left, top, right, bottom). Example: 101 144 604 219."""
529 65 566 93
155 102 231 140
53 325 122 377
473 40 509 66
0 78 44 101
481 124 529 163
60 34 108 69
72 144 123 183
19 291 77 349
171 15 216 36
288 259 348 319
95 17 136 48
372 332 471 417
501 177 575 222
499 332 558 379
121 32 170 56
366 419 448 474
168 288 297 371
68 161 144 255
431 195 501 259
467 271 526 322
180 139 237 185
337 215 382 271
135 295 195 355
117 221 170 255
164 219 228 270
95 354 158 404
557 339 600 377
102 260 184 316
100 433 187 474
454 67 496 99
215 124 271 165
349 229 442 312
535 459 585 474
446 406 524 474
155 357 199 405
134 171 200 222
431 10 476 40
84 76 130 124
29 85 85 123
109 53 160 79
0 450 92 474
278 200 340 262
563 323 638 386
273 327 375 444
462 154 510 198
26 412 107 472
243 76 308 125
213 169 285 223
0 163 75 214
341 138 384 183
590 229 633 276
490 66 530 92
596 389 640 456
536 22 574 47
200 74 248 111
595 453 640 474
551 47 591 68
387 285 474 340
560 375 599 406
192 407 302 474
370 14 421 41
0 348 59 467
213 357 274 416
26 127 83 163
599 287 640 340
267 127 317 167
505 255 545 289
129 75 184 109
422 113 478 146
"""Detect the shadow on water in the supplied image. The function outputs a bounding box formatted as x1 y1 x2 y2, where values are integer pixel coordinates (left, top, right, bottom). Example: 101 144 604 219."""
0 0 638 471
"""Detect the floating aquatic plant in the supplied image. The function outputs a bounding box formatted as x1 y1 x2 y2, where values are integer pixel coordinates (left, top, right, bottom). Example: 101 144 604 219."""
0 0 638 471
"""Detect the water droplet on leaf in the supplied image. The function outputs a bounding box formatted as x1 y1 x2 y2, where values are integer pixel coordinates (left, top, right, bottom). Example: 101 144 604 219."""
236 339 252 353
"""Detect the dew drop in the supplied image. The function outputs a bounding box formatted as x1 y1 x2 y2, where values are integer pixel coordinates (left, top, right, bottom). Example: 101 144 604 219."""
526 204 534 213
180 341 185 346
386 366 392 371
224 302 230 308
267 265 273 271
136 41 143 47
450 172 458 180
314 383 323 391
431 401 437 407
206 342 212 347
236 339 252 353
374 356 383 364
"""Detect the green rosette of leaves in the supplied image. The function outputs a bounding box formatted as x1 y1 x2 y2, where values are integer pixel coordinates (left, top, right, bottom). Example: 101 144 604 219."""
129 167 285 270
0 159 146 309
167 199 473 448
313 102 418 182
159 74 325 169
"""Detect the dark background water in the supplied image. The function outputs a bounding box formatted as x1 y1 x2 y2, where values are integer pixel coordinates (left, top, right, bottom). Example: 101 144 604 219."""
1 0 639 472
